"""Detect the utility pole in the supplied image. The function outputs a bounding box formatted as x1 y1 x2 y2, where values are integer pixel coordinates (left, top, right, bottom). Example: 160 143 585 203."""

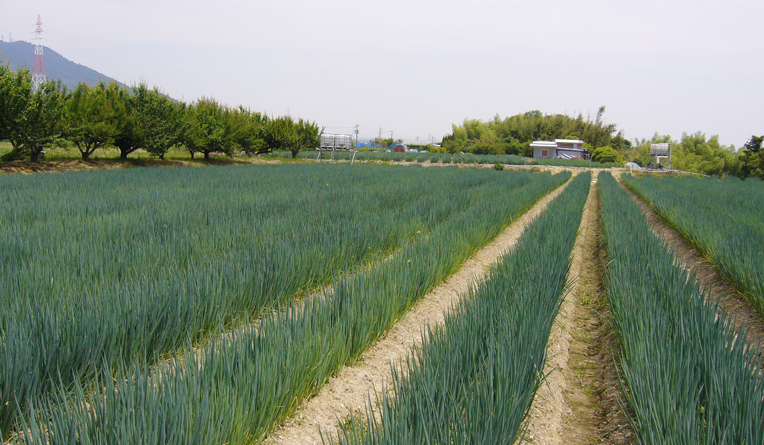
390 130 393 141
354 124 359 146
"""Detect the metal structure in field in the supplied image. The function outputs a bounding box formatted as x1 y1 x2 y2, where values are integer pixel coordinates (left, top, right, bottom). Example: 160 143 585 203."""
649 143 672 169
316 133 357 164
31 15 46 92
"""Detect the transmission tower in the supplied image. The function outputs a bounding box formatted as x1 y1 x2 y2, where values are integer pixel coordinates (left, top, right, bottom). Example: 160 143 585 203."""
32 15 47 92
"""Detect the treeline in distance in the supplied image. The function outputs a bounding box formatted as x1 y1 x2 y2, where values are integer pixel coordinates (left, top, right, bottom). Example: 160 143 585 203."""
440 106 763 179
0 60 321 162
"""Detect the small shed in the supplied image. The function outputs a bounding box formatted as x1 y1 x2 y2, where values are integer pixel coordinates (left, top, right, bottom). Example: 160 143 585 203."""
530 139 586 160
393 144 409 153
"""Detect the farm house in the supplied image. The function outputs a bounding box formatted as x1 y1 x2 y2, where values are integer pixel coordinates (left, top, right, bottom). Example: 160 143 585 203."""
531 139 587 160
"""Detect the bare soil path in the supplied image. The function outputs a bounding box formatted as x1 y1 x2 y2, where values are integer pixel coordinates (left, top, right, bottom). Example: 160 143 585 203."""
263 175 575 445
523 182 634 445
622 182 764 353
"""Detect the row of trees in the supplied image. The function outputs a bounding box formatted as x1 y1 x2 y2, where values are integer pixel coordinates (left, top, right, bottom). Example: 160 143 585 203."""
439 107 630 157
621 133 763 179
440 107 762 179
0 62 321 162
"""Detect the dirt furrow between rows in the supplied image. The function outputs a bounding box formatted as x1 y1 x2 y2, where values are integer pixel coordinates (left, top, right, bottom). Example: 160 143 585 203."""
263 175 575 445
622 182 764 353
523 181 634 445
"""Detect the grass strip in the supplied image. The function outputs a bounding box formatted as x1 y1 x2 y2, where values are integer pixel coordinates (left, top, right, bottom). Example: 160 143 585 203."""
599 172 764 444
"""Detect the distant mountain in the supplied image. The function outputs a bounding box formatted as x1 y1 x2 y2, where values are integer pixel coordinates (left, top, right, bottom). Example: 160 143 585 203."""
0 40 125 91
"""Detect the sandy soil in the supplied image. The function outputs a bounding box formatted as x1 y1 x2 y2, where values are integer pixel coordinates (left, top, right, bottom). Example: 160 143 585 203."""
622 183 764 353
523 181 634 445
263 176 574 445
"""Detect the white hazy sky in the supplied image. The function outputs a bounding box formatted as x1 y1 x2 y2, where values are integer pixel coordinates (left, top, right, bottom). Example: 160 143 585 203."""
2 0 762 146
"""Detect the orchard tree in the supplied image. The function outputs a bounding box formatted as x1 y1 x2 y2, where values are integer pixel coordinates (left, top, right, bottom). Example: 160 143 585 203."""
109 83 144 160
21 81 67 162
290 118 322 158
63 82 118 160
262 116 322 158
0 61 29 143
1 67 67 163
232 106 268 156
183 97 237 160
133 83 185 159
0 62 66 162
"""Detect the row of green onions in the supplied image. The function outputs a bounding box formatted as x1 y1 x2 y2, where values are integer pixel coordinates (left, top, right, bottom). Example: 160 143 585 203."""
622 174 764 319
329 172 591 444
599 172 764 444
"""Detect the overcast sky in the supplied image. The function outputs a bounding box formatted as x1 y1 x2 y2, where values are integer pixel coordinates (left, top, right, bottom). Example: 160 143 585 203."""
2 0 762 146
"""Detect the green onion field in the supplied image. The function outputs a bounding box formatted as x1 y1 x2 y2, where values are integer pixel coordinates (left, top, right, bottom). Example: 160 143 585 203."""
1 163 762 444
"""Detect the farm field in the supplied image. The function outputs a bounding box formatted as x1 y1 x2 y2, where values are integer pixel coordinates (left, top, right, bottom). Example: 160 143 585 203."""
330 173 591 444
599 172 764 443
2 162 763 444
2 164 568 443
622 174 764 318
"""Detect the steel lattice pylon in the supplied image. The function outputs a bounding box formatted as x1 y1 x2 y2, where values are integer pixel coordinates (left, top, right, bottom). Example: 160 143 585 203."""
32 14 47 92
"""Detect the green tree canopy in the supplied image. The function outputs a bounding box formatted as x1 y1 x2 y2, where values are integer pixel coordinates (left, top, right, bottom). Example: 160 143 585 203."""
262 116 322 158
133 83 185 160
739 135 764 179
110 83 145 160
591 146 624 165
182 97 238 160
232 106 268 156
442 107 627 157
63 82 118 160
672 132 740 177
0 61 67 163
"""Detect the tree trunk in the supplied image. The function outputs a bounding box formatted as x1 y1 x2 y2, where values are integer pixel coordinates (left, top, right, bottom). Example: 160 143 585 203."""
204 151 210 160
30 149 41 163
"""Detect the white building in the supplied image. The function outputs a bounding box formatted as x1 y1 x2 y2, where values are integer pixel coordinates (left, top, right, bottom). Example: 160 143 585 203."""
530 139 587 160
